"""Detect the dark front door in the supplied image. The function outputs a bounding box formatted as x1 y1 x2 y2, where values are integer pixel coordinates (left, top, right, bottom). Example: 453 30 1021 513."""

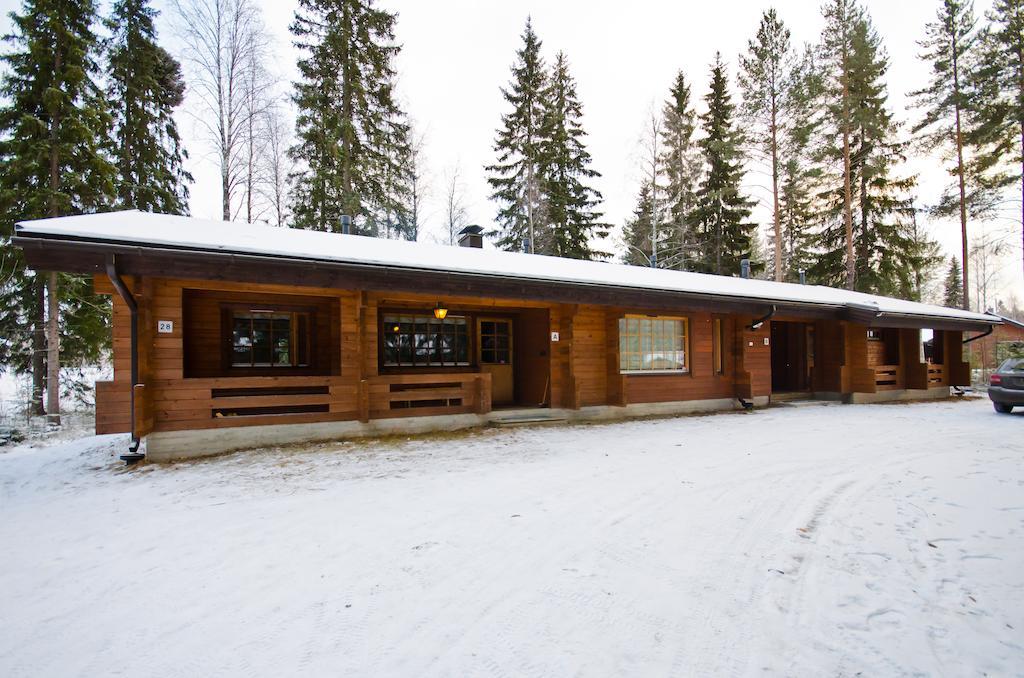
771 321 810 393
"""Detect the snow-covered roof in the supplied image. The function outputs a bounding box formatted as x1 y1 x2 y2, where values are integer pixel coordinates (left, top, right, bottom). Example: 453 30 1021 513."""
15 210 998 325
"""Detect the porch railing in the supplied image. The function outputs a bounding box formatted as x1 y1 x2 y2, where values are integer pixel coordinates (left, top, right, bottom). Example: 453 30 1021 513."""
873 365 903 390
927 364 945 386
146 372 492 432
363 373 491 421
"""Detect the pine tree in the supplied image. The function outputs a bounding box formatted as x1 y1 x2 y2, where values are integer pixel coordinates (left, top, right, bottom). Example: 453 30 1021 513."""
106 0 191 214
943 255 965 306
658 71 702 270
621 181 658 266
0 0 116 423
972 0 1024 281
487 18 547 253
689 53 758 276
738 8 796 281
536 52 606 259
290 0 409 234
909 0 982 310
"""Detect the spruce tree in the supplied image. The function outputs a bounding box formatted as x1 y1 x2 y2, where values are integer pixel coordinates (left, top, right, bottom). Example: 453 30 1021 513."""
689 53 757 276
943 255 965 306
658 71 701 270
812 9 919 297
487 18 547 253
738 8 795 281
817 0 863 289
909 0 981 309
778 46 822 283
536 52 606 259
0 0 116 422
621 181 658 266
902 204 944 301
972 0 1024 281
106 0 191 214
289 0 409 235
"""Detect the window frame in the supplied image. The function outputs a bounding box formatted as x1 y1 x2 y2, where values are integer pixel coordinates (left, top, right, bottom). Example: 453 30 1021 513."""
380 311 472 369
223 305 313 371
618 314 690 375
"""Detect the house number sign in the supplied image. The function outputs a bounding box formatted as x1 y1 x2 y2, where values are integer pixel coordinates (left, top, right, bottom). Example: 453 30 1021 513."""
158 320 174 333
550 331 560 342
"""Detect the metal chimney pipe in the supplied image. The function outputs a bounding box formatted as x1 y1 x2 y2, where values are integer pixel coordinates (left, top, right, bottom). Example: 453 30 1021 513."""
522 236 531 254
799 268 806 285
740 259 751 279
340 214 351 234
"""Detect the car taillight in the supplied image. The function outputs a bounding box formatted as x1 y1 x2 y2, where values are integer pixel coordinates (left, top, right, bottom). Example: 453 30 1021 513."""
991 374 1002 385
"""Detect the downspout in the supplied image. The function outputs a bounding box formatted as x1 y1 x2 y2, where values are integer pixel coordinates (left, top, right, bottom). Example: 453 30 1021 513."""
747 305 777 331
105 255 144 464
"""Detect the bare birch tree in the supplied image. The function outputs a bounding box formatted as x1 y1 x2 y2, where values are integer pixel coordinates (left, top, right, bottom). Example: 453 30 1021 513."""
172 0 269 220
259 103 293 227
444 163 469 245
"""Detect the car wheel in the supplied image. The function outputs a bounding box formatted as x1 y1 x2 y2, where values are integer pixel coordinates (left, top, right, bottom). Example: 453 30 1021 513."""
993 402 1014 414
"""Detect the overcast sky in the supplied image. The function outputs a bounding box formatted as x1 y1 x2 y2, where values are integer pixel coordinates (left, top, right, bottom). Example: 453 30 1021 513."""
1 0 1022 305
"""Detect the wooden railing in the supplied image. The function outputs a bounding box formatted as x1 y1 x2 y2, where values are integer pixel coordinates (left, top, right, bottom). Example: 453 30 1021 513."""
363 373 491 421
927 364 945 386
146 373 492 432
150 375 358 432
873 365 903 390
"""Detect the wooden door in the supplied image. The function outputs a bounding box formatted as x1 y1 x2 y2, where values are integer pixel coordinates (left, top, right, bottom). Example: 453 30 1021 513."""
479 317 514 406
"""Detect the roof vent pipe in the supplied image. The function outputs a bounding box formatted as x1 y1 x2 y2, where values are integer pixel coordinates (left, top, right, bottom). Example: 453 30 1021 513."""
340 215 351 235
740 259 751 279
457 225 484 248
799 269 806 285
522 236 531 254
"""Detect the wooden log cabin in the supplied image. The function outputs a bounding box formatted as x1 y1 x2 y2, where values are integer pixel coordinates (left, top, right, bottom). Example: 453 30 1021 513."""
14 211 1001 462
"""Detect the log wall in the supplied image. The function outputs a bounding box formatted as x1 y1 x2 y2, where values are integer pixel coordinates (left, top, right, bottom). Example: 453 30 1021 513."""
92 275 967 439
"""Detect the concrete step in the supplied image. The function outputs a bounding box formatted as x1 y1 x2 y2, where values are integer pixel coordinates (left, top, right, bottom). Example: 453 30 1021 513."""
490 410 569 427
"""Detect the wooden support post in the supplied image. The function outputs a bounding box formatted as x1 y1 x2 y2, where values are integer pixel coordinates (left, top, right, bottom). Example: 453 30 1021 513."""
561 304 580 410
475 373 492 414
357 379 370 423
605 309 626 406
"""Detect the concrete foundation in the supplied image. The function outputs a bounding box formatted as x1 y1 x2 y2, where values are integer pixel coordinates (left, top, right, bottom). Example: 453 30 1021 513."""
143 396 767 462
846 386 951 404
144 389 948 462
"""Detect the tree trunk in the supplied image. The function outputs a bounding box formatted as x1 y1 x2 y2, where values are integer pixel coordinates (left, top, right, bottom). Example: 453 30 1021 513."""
842 85 855 290
951 36 970 310
46 47 62 426
771 98 782 282
31 280 45 417
45 272 60 426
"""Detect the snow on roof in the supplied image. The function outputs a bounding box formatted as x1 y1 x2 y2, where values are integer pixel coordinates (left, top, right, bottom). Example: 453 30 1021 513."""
16 210 997 324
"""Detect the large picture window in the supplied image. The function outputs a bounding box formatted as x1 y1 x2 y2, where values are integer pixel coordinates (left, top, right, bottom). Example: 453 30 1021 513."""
231 310 310 368
619 316 688 373
383 314 470 367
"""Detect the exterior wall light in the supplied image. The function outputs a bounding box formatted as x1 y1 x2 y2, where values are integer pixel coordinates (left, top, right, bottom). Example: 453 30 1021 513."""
433 302 448 320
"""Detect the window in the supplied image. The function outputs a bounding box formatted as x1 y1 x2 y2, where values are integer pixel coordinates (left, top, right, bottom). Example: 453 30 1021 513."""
479 319 512 364
231 310 310 368
619 316 688 373
712 317 725 375
383 314 470 367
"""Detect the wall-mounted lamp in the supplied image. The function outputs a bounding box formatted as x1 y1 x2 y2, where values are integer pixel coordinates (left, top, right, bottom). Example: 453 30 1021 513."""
433 302 448 320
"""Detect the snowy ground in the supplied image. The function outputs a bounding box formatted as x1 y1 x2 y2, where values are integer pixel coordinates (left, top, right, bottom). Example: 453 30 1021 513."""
1 397 1022 677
